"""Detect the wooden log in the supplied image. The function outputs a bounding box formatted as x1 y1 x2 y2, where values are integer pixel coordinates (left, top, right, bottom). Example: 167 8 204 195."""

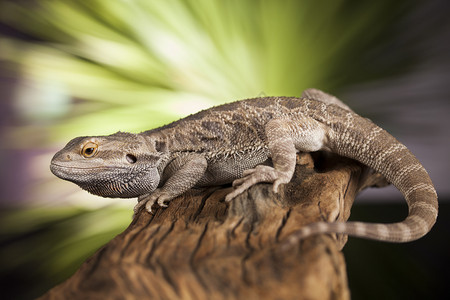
40 152 387 300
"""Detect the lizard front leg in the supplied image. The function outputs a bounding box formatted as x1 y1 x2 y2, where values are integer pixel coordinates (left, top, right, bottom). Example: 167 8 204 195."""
225 117 327 201
134 153 207 215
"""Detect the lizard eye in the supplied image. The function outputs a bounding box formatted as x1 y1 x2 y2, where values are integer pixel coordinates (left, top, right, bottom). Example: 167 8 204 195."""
81 142 98 158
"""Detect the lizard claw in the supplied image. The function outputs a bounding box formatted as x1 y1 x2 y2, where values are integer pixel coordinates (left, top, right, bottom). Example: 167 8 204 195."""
133 189 172 218
157 197 169 208
272 178 285 193
133 194 157 218
226 165 290 202
133 199 150 219
144 197 158 213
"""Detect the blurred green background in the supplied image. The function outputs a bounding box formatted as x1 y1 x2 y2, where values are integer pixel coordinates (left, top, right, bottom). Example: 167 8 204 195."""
0 0 449 299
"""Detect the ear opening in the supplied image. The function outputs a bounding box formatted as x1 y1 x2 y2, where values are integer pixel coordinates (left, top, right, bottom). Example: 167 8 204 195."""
155 140 167 153
144 154 162 166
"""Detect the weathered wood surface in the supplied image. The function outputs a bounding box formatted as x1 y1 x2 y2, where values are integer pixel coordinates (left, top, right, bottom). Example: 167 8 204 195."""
40 152 387 300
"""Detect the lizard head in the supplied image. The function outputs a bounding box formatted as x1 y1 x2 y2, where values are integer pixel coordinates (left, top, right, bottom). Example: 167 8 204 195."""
50 132 166 198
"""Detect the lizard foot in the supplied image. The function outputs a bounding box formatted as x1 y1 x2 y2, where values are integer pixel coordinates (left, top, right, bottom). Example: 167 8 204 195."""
133 189 171 217
225 165 290 202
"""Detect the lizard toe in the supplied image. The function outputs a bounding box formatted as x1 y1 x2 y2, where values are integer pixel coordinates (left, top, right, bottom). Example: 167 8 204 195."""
157 196 170 208
273 175 290 193
144 197 158 213
232 174 253 187
242 168 257 177
225 188 244 202
224 193 234 202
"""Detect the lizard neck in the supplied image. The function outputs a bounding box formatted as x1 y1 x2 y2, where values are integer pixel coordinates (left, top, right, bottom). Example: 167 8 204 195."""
139 133 172 177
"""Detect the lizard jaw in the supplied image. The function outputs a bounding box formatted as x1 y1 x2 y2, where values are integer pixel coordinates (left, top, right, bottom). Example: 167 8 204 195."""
50 163 160 198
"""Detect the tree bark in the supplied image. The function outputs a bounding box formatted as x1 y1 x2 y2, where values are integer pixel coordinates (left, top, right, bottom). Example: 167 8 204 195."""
40 152 387 300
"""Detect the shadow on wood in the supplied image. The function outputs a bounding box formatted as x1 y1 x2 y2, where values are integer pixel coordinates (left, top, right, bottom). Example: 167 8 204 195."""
40 152 387 300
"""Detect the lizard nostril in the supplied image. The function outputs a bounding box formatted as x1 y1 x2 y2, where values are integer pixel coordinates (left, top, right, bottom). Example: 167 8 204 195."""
66 155 71 161
126 154 137 164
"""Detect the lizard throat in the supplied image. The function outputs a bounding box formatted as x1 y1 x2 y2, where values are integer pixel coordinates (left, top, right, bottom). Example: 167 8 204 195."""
50 163 161 198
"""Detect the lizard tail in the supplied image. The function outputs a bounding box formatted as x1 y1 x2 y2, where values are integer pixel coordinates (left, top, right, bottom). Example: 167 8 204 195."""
286 164 438 243
288 119 438 243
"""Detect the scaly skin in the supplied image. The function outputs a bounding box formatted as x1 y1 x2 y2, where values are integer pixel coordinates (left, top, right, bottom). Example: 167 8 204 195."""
50 89 438 243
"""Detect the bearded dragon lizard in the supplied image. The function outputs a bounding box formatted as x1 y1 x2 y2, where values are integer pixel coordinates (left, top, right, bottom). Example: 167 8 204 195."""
50 89 438 243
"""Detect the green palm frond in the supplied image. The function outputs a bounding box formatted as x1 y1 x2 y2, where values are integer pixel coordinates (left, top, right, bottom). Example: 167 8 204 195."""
1 0 410 138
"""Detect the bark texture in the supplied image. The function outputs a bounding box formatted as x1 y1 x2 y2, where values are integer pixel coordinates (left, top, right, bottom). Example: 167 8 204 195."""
40 152 387 300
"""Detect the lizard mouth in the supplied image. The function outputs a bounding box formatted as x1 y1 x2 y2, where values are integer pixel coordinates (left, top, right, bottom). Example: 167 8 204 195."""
50 162 122 170
49 163 128 182
50 162 130 176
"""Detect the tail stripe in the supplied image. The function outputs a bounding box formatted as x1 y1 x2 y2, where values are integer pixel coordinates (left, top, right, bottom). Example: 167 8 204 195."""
375 143 408 164
404 183 437 199
395 223 412 239
397 163 423 178
354 224 367 235
375 224 390 239
408 215 431 231
409 201 438 217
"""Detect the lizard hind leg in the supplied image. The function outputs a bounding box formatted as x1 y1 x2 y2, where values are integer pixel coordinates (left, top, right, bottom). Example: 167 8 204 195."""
226 117 327 202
